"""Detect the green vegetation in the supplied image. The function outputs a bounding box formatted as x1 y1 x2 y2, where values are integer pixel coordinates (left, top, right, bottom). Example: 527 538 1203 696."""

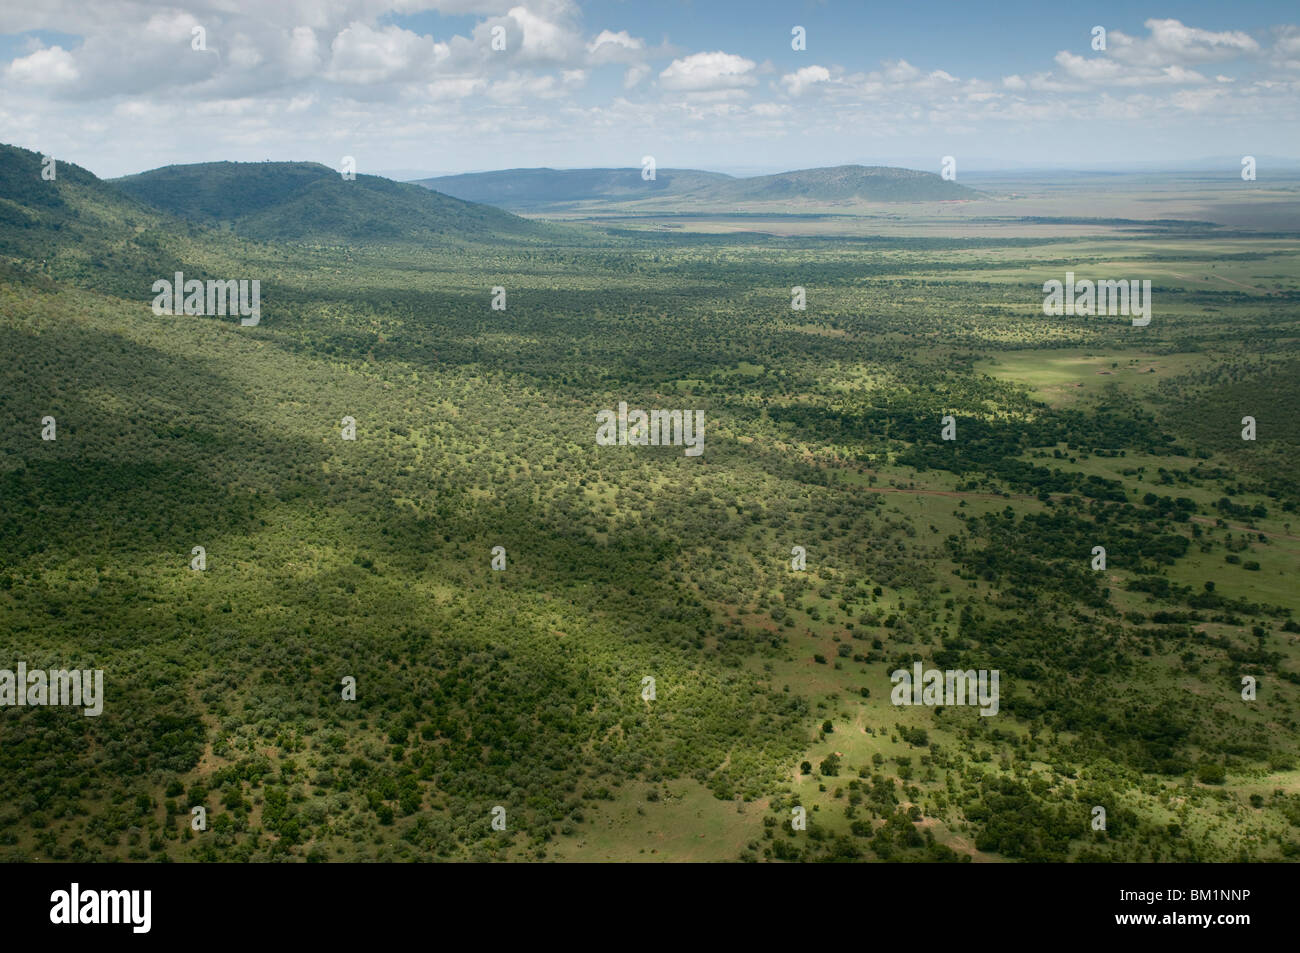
416 163 979 213
1 143 1298 862
116 160 550 243
412 167 736 211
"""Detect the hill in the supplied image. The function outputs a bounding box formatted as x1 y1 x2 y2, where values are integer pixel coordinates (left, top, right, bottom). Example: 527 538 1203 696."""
413 167 734 210
414 164 979 212
0 143 195 296
115 161 547 243
715 164 979 203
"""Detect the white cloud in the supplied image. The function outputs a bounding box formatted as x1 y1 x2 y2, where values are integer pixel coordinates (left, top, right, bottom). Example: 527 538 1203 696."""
1055 50 1208 87
881 60 920 83
326 22 443 85
623 63 649 88
5 45 79 85
586 29 643 64
779 64 830 96
1109 18 1259 67
659 51 756 92
287 26 322 79
1270 26 1300 70
422 76 487 100
506 5 581 64
486 70 563 102
1168 86 1231 111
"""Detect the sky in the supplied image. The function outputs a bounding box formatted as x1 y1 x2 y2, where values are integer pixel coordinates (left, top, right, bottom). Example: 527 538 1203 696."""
0 0 1297 179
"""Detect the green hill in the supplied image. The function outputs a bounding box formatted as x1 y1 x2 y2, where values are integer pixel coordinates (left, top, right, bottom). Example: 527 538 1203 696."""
414 164 978 212
413 167 735 210
115 160 548 243
0 144 204 296
715 164 979 202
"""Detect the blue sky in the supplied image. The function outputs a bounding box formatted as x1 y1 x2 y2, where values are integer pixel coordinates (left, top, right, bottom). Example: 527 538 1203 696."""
0 1 1296 178
550 0 1289 78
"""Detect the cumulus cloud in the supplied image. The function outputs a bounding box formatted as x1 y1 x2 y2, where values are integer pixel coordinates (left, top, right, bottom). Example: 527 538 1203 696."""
1108 18 1259 67
287 26 322 79
586 29 642 64
0 1 602 101
1270 25 1300 70
504 5 582 64
659 51 756 92
5 45 79 86
779 64 830 96
1044 19 1264 90
1055 50 1208 87
326 21 445 84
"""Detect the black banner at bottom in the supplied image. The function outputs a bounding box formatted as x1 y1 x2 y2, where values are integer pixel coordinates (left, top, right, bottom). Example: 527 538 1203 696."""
0 861 1277 940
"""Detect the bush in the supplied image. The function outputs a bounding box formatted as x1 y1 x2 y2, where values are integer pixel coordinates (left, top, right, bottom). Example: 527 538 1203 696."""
1196 761 1226 785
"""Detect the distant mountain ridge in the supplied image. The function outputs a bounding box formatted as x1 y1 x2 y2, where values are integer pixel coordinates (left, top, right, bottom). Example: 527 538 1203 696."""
414 163 980 211
114 160 547 243
0 144 556 300
411 167 734 210
717 165 978 202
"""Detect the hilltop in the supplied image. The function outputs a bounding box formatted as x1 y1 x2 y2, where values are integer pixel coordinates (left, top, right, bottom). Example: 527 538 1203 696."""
0 144 196 295
411 167 733 210
114 160 549 243
415 163 980 212
0 145 557 301
714 165 979 203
